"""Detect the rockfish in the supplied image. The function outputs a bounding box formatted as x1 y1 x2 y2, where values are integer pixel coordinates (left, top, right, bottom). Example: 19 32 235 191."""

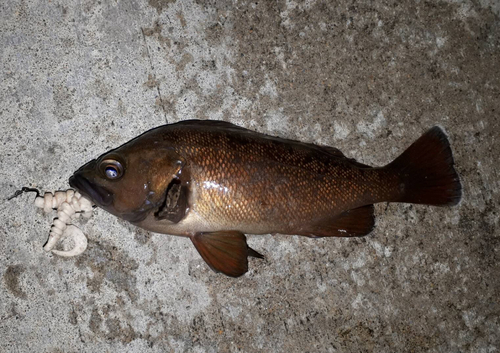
69 120 462 277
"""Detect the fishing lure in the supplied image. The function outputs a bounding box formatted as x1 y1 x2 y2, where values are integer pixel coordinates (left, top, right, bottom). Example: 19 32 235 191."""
9 188 94 257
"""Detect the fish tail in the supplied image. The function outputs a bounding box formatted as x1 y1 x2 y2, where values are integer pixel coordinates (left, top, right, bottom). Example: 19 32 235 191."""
386 126 462 206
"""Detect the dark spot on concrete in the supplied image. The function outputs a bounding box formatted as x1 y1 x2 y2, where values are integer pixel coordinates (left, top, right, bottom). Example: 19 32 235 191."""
142 21 171 47
174 52 194 72
106 317 137 343
143 74 159 89
53 84 75 122
148 0 176 14
177 11 186 28
134 228 153 245
89 307 102 333
75 240 139 302
201 59 217 71
93 78 112 101
69 308 78 325
47 143 62 155
47 145 56 154
155 95 176 115
4 265 27 299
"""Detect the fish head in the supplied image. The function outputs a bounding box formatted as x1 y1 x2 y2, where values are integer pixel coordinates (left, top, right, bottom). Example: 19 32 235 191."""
69 142 184 223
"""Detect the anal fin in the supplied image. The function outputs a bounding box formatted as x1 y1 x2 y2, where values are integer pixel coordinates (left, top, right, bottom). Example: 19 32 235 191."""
300 205 375 238
190 231 263 277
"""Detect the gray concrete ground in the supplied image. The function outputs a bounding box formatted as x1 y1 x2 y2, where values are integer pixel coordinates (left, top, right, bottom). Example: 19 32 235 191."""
1 0 499 352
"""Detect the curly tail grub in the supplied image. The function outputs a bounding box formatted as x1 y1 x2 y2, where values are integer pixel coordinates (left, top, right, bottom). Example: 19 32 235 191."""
33 190 94 257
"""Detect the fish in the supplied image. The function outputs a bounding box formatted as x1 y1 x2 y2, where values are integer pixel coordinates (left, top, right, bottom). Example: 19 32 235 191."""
69 120 462 277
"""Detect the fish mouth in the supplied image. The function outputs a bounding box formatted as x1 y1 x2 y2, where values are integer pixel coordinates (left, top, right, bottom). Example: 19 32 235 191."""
69 174 113 207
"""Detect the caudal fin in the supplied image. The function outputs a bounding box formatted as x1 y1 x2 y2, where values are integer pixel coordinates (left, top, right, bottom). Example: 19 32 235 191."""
387 126 462 206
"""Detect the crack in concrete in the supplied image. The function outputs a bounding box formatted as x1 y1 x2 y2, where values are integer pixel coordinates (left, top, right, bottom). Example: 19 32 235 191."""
141 27 168 123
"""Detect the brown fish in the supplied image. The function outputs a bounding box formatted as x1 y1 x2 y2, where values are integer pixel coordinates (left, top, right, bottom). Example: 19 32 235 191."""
69 120 462 277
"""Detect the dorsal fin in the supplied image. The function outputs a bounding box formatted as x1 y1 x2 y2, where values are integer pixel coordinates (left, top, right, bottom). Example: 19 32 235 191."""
172 120 372 168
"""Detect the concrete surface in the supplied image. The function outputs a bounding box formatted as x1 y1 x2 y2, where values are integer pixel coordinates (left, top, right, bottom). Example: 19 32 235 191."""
1 0 499 352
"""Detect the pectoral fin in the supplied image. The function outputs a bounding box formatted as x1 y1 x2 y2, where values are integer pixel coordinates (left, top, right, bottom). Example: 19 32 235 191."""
190 231 264 277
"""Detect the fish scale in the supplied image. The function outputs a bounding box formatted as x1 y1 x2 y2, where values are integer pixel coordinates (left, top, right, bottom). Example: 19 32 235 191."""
172 133 386 233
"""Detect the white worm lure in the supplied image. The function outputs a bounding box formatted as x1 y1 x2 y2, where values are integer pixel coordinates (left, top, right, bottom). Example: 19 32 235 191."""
33 190 94 257
9 188 94 257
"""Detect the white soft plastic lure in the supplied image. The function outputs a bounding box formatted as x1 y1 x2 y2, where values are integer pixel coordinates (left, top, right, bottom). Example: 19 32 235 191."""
10 188 94 257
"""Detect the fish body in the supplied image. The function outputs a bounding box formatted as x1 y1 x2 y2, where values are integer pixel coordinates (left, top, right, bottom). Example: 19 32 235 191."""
70 120 462 277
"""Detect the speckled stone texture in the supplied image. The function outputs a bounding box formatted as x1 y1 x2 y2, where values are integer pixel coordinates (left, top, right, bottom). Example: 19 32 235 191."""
1 0 499 352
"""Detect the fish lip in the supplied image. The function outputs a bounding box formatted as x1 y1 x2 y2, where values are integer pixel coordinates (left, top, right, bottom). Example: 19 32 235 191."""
69 174 113 207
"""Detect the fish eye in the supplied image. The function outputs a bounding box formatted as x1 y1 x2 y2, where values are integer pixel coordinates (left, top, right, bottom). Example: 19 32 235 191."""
99 159 124 180
105 166 118 179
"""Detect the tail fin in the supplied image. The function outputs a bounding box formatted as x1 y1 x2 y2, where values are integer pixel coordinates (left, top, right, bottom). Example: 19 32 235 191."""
386 126 462 206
